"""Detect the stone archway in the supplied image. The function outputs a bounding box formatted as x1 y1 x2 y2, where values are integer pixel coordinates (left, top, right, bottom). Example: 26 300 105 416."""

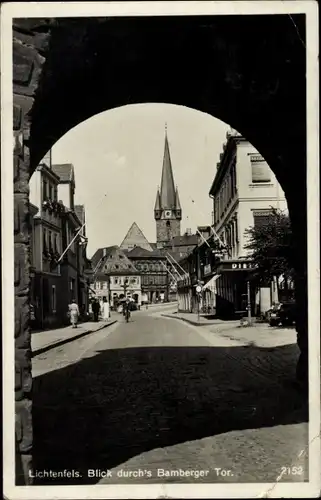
13 15 307 483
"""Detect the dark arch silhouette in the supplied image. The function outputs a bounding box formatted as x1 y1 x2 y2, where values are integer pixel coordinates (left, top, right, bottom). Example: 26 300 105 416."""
13 14 309 485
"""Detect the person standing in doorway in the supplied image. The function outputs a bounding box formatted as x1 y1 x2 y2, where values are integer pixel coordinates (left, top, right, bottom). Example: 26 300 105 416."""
68 299 80 328
92 298 100 322
102 297 110 322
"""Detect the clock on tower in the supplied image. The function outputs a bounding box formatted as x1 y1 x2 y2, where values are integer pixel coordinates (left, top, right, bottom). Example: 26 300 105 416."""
164 210 172 218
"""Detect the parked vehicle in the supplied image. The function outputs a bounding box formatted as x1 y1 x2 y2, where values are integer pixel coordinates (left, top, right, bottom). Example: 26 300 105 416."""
269 301 296 327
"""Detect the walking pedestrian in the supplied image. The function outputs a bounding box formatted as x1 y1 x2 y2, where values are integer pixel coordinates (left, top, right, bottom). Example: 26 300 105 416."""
92 298 100 322
102 297 110 321
68 299 80 328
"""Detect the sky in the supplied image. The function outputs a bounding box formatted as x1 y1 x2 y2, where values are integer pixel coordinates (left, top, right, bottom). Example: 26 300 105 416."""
51 103 230 257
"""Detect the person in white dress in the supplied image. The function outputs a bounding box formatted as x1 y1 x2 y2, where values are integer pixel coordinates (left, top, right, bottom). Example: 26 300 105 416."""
102 297 110 321
68 299 80 328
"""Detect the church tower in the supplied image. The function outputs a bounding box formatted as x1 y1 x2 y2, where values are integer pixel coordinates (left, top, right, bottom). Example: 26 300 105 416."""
154 126 182 248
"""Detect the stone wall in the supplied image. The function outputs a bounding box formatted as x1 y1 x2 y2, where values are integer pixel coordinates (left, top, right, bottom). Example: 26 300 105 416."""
156 219 181 246
13 19 52 485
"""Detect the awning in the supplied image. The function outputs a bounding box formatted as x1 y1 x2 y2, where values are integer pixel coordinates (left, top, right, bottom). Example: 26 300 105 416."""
202 274 221 291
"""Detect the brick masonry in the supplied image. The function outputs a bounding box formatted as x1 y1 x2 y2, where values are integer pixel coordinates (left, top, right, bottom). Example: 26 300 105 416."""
13 21 52 485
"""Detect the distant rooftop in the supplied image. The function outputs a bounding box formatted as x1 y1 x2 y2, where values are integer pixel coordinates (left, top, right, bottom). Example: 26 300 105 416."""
52 163 75 183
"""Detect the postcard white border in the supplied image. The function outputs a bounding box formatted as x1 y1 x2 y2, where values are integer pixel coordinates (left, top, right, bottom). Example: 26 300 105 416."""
2 1 320 499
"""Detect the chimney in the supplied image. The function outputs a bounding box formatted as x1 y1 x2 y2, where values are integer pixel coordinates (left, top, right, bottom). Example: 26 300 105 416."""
103 248 107 257
186 228 192 236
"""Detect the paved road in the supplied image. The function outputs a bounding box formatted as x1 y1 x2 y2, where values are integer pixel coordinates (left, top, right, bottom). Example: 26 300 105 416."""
32 308 308 486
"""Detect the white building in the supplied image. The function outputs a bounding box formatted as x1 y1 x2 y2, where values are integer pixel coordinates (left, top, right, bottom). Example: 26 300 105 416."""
208 128 288 316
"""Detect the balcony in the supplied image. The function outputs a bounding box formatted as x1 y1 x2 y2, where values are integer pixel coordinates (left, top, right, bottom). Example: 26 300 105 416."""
42 199 65 215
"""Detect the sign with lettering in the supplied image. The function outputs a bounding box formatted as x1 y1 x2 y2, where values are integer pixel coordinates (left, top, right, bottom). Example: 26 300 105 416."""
218 260 258 272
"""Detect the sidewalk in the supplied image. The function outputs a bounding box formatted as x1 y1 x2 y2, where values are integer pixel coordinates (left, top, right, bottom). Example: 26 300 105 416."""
32 318 117 357
162 310 239 327
162 311 297 348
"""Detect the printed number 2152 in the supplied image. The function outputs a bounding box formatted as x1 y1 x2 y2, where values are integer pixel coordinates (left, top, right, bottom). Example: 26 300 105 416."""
281 466 303 475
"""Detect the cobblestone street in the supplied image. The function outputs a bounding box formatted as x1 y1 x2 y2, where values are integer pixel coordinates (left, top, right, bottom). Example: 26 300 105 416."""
32 306 308 485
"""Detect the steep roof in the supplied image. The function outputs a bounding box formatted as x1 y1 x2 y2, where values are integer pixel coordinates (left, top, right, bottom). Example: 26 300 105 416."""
120 222 153 252
165 234 199 247
159 131 177 209
91 246 116 269
74 204 85 223
126 246 153 258
91 245 139 275
127 246 165 259
52 163 75 183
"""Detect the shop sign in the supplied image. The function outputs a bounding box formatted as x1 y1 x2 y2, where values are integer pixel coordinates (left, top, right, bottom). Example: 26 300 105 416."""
219 260 258 271
204 264 211 276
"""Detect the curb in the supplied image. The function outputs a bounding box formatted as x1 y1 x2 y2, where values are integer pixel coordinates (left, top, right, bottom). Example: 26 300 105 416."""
161 313 240 328
32 320 118 357
161 313 218 327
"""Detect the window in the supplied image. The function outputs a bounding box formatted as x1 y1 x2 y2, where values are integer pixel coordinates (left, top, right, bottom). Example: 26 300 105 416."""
131 278 136 285
54 233 59 254
51 285 56 313
43 179 48 202
253 210 274 228
54 186 58 201
49 183 53 200
231 159 237 196
115 264 119 269
235 215 239 243
43 228 47 252
102 282 108 290
48 230 52 250
251 154 271 183
114 278 118 285
166 220 171 227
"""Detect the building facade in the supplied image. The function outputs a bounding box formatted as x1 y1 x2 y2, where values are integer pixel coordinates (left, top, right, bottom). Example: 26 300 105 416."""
207 128 288 316
125 246 169 303
154 130 182 248
29 158 91 328
29 161 65 328
91 246 142 309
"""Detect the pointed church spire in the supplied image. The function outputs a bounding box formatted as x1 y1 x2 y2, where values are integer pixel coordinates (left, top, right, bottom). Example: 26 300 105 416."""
175 187 181 211
159 127 176 209
154 189 161 211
